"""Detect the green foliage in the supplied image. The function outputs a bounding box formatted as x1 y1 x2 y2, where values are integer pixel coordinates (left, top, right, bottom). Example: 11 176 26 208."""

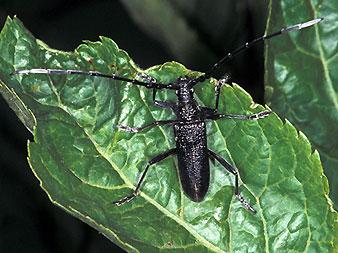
0 17 336 252
265 0 338 209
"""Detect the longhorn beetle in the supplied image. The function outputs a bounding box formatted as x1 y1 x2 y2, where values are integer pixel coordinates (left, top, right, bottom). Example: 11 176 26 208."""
13 18 323 214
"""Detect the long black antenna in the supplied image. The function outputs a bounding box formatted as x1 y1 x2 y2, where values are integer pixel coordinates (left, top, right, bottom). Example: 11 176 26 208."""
12 69 176 90
190 18 323 86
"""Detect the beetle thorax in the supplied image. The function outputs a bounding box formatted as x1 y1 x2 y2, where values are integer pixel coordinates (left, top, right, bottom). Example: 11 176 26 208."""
176 82 200 121
175 77 194 101
177 85 194 103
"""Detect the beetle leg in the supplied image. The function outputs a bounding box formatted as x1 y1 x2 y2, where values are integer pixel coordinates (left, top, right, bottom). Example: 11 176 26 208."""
152 88 178 112
118 119 179 133
208 149 256 214
139 73 177 108
214 73 231 113
113 148 177 206
207 110 272 121
118 86 178 132
154 100 177 110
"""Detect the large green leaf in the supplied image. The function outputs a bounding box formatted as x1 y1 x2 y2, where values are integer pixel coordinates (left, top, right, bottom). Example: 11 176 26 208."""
265 0 338 209
0 17 336 253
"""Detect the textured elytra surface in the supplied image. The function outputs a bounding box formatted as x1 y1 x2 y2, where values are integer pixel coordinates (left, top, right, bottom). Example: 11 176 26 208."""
0 17 336 253
265 0 338 209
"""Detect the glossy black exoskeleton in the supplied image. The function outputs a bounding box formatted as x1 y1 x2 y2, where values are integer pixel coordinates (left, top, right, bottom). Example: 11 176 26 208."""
13 18 322 213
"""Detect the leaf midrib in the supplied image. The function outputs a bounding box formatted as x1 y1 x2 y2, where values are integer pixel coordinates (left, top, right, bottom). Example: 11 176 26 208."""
311 4 338 110
16 37 227 250
33 85 227 252
307 1 338 110
81 116 225 253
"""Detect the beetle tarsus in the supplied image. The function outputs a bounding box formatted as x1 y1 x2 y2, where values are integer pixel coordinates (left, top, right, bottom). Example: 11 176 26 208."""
117 125 140 133
249 110 272 120
113 193 137 206
236 193 256 214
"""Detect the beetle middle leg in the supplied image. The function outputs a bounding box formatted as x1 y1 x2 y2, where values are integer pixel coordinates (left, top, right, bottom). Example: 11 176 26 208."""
113 148 177 206
208 149 256 214
207 110 272 121
118 119 179 133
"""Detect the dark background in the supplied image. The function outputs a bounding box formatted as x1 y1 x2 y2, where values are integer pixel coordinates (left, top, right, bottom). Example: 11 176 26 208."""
0 1 267 252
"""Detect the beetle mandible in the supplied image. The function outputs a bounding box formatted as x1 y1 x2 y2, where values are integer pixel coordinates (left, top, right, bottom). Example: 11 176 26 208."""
14 18 323 214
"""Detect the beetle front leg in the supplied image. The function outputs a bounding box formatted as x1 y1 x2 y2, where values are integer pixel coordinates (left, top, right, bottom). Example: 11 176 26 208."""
118 119 179 133
152 88 178 112
138 74 177 110
113 148 177 206
214 73 231 113
208 149 256 214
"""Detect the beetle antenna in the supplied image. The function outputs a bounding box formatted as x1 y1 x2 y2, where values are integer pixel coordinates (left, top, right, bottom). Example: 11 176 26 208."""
190 17 324 86
11 69 177 90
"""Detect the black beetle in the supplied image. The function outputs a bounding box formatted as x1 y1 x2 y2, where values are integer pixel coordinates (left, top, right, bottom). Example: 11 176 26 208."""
13 18 323 214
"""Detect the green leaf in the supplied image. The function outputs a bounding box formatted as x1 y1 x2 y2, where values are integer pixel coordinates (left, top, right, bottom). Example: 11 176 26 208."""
0 17 336 253
265 0 338 209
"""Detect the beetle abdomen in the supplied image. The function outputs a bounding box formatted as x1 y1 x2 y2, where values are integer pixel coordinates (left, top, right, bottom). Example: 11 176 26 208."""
174 122 210 202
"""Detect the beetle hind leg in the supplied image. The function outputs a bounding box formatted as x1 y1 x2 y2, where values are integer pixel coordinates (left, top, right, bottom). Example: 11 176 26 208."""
208 149 256 214
235 193 256 214
113 148 177 206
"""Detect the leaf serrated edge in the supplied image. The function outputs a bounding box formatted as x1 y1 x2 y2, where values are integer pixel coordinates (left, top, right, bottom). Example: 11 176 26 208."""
26 139 141 253
1 15 336 253
0 80 36 132
231 84 336 252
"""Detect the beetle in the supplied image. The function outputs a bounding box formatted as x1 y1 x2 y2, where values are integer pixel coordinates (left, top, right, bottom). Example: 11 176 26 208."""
13 18 323 214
